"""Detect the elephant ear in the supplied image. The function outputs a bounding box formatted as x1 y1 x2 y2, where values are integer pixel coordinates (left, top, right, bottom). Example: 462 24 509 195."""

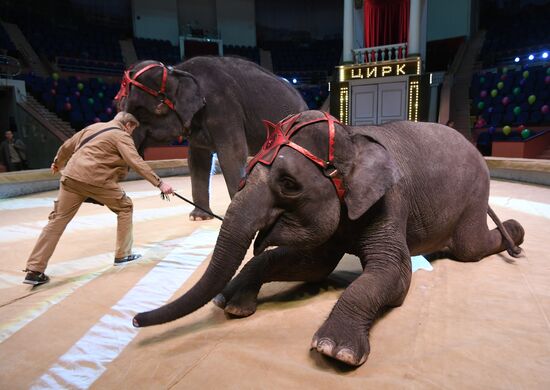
344 136 402 220
173 73 205 128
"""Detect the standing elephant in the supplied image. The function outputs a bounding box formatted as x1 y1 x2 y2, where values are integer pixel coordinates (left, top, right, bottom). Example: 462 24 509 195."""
132 110 524 367
115 57 308 220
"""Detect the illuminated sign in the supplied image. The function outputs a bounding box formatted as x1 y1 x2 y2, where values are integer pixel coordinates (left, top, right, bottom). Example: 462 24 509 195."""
338 59 420 82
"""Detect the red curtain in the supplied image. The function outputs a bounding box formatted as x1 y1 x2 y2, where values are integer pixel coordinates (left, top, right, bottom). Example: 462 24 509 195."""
364 0 409 48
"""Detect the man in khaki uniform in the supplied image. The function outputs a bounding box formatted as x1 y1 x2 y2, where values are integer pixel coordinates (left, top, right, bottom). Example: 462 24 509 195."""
23 112 174 285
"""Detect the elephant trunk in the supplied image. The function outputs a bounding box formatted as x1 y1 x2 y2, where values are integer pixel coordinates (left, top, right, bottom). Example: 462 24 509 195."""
133 178 272 327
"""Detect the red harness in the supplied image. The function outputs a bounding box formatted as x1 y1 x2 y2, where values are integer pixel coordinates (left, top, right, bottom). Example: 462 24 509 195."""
241 112 346 201
114 62 177 111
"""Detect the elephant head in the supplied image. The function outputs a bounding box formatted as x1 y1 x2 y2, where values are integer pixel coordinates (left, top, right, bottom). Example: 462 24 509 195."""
133 110 401 327
115 60 206 150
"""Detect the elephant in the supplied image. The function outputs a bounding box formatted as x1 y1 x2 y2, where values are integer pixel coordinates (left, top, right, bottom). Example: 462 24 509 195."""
132 110 524 367
115 57 308 220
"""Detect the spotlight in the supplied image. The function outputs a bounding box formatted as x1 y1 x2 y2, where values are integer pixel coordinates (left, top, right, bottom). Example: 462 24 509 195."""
528 54 534 60
543 52 549 59
292 78 297 84
514 56 520 63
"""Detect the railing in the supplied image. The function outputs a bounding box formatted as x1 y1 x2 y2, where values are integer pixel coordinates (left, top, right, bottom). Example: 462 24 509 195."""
352 43 408 64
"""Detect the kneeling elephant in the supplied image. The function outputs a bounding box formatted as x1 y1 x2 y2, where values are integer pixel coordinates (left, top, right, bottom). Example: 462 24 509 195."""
133 110 524 367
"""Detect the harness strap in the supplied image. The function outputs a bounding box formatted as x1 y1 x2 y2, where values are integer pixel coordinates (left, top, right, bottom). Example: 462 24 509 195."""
114 63 176 111
241 112 346 202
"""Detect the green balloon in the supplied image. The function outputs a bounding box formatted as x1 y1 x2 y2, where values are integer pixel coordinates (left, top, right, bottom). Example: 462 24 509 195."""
528 95 536 104
98 77 104 84
98 91 104 99
497 81 504 90
502 67 508 74
77 82 84 91
547 67 550 75
477 101 485 110
513 87 521 95
521 129 531 139
503 125 512 135
88 97 94 105
523 70 529 79
52 72 59 80
491 89 498 97
513 106 521 115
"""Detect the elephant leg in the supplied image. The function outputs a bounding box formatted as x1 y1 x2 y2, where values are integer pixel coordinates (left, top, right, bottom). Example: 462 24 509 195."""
214 130 248 199
213 245 344 317
312 231 411 366
447 205 525 262
188 146 214 221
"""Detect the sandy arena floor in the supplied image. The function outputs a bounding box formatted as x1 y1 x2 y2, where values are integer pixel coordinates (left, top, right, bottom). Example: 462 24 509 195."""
0 175 549 389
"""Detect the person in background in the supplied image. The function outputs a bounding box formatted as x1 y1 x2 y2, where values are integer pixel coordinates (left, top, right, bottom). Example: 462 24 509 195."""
22 112 174 286
0 130 27 171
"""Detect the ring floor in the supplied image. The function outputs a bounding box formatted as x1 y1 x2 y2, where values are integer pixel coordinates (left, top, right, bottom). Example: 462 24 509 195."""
0 175 549 389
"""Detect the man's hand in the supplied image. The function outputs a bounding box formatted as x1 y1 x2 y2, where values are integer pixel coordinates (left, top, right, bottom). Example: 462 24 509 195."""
159 181 174 195
50 163 59 174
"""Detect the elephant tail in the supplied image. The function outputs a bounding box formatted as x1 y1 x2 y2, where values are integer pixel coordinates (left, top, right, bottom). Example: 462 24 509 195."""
487 206 523 258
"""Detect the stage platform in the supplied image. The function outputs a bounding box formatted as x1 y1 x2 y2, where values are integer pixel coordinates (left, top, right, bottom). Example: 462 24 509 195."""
0 174 549 388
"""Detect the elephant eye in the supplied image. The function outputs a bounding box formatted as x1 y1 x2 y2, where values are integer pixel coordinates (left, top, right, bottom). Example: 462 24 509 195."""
279 176 301 195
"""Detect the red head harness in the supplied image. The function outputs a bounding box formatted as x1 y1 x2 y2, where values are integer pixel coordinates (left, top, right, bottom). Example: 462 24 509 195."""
114 62 177 111
240 112 346 202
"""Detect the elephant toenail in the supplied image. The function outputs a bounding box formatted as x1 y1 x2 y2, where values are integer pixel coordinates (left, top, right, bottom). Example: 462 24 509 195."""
335 349 357 365
316 339 335 355
212 294 226 308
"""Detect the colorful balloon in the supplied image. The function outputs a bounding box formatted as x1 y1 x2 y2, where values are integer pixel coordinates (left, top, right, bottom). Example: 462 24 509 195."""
480 90 487 98
528 95 536 104
545 75 550 85
547 67 550 75
500 74 507 81
502 96 510 106
77 82 84 91
52 72 59 81
64 102 72 111
513 106 521 115
523 70 529 79
513 87 521 95
88 97 94 105
480 76 486 84
50 88 56 95
541 105 550 114
98 92 104 99
75 91 81 97
521 129 531 139
517 124 525 131
503 125 512 135
502 67 508 74
491 89 498 97
497 81 504 89
488 106 494 113
488 126 496 134
477 101 485 110
94 117 101 123
106 107 113 115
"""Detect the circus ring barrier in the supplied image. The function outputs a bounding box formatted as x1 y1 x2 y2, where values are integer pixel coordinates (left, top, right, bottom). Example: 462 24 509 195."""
0 159 189 198
1 157 549 198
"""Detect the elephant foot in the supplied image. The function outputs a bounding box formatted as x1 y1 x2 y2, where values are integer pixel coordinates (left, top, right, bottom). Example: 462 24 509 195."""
212 288 259 318
189 207 214 221
311 320 370 366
